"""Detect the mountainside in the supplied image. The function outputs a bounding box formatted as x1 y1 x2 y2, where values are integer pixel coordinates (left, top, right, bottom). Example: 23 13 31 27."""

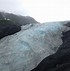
0 19 21 39
0 12 38 26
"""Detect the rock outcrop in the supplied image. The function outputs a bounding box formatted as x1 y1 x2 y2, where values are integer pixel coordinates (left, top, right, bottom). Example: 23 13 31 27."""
0 19 21 39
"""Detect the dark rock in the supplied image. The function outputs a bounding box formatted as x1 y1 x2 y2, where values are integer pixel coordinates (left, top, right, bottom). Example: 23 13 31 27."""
0 19 21 39
64 22 70 27
58 30 70 51
31 29 70 71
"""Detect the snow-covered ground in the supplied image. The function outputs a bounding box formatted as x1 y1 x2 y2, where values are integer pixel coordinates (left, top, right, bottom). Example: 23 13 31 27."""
0 22 68 71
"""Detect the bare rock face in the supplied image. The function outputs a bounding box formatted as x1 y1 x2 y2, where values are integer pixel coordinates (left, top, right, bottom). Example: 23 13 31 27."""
0 19 21 39
0 21 67 71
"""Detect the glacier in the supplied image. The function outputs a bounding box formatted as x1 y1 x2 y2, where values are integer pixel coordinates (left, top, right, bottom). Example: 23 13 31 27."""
0 22 68 71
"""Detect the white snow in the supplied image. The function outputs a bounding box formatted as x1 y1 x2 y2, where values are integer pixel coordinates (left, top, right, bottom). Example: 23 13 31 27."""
0 22 68 71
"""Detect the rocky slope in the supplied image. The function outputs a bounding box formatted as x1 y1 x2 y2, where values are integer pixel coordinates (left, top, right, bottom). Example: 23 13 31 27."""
0 19 21 39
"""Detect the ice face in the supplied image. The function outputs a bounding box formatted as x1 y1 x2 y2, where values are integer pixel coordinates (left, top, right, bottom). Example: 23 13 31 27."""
0 22 67 71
